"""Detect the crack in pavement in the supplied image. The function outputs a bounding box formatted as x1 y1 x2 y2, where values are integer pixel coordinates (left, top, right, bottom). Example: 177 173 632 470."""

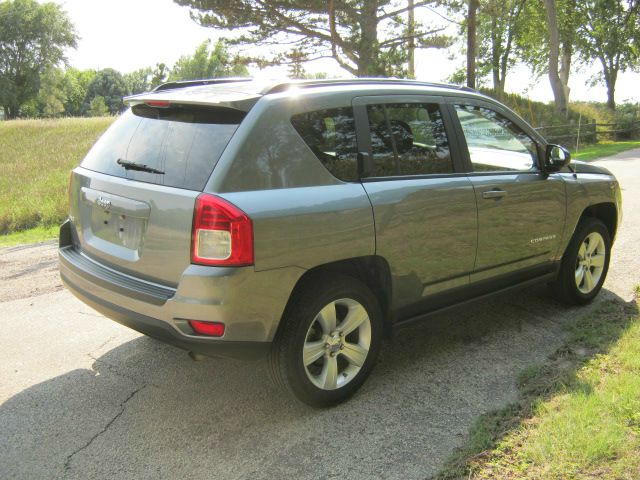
63 384 146 474
87 353 161 388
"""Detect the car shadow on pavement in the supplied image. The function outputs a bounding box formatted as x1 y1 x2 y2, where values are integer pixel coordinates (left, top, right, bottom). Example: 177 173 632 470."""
0 285 631 480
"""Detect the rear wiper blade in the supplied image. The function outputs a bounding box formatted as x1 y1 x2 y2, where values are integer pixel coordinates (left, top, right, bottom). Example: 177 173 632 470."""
117 158 165 174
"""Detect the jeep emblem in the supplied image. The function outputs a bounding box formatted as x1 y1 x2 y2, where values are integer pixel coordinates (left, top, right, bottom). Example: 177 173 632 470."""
97 197 112 211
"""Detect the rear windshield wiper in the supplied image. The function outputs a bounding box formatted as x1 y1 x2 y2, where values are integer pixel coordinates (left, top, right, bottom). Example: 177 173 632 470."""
117 158 165 174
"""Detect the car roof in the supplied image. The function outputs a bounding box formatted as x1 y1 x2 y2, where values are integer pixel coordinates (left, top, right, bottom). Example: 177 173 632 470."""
124 78 487 111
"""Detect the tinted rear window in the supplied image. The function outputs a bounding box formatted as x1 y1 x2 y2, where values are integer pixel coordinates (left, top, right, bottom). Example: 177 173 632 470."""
81 105 245 191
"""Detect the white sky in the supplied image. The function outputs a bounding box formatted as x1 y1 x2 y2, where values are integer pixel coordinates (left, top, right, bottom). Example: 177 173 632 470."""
41 0 640 104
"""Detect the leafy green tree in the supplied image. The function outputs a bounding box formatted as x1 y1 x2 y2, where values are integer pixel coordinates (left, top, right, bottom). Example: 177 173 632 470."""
476 0 527 97
124 67 153 95
173 0 451 77
515 0 578 116
83 68 128 115
445 0 526 94
87 96 109 117
575 0 640 110
36 67 66 117
169 40 248 81
150 63 169 89
62 68 96 116
0 0 77 119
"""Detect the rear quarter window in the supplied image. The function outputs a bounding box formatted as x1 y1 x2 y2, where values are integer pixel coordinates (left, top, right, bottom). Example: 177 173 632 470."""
81 105 245 191
290 107 359 182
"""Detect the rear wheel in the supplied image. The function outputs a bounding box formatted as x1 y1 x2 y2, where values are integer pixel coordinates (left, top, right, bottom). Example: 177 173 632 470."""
551 217 611 305
269 274 383 407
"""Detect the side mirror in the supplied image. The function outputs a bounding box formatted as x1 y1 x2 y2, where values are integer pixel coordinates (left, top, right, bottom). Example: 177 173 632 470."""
544 144 571 173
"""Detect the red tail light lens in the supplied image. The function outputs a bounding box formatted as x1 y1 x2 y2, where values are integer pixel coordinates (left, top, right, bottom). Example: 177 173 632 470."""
191 194 254 266
189 320 225 337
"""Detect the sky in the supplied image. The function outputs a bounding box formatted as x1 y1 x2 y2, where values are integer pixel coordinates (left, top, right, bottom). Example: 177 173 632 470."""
40 0 640 104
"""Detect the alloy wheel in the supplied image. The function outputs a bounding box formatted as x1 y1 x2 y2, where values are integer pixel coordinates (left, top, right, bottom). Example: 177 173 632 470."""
302 298 372 390
575 231 606 294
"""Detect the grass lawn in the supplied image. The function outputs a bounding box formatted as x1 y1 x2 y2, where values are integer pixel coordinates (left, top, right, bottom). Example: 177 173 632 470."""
573 140 640 161
0 225 60 248
0 117 114 239
436 296 640 480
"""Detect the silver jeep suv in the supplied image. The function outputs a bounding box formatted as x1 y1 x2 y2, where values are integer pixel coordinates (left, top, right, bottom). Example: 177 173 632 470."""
59 78 621 406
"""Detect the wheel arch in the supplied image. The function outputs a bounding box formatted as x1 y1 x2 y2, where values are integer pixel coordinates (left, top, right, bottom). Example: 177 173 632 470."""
275 256 393 340
578 202 618 243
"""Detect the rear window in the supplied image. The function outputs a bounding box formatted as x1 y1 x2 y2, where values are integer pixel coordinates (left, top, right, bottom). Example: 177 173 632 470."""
80 105 245 191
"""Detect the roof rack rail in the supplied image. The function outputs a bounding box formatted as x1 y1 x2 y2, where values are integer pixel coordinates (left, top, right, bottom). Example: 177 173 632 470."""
153 77 253 92
262 78 479 95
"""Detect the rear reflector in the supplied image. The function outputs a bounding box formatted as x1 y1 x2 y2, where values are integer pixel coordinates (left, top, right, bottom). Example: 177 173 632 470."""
189 320 225 337
191 194 254 266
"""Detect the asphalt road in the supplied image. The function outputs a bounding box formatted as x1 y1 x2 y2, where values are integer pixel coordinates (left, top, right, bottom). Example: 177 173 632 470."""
1 150 639 480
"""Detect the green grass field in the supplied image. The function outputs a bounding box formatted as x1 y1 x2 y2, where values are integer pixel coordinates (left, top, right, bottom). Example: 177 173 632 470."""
0 116 114 237
573 140 640 161
437 297 640 480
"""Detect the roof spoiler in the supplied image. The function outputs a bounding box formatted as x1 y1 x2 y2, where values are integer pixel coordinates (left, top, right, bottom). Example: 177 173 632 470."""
153 77 253 92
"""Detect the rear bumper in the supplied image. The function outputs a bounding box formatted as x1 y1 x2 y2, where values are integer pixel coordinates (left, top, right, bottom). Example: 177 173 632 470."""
61 271 271 360
58 220 304 360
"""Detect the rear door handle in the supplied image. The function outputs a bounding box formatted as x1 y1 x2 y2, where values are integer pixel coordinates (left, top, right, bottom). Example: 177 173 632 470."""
482 189 508 199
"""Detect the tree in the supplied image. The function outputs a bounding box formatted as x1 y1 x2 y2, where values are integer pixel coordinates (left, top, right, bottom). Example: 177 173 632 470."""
87 96 109 117
62 68 96 116
515 0 577 116
83 68 128 115
169 40 248 81
173 0 451 77
466 0 479 89
124 67 153 95
36 68 66 117
476 0 527 97
150 63 170 89
445 0 524 93
287 48 308 79
576 0 640 110
0 0 77 119
543 0 568 116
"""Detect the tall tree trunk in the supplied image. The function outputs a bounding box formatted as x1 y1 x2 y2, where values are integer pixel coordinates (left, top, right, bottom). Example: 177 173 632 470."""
490 17 502 97
408 0 415 78
604 67 617 110
543 0 569 117
559 41 572 102
358 0 381 76
467 0 479 89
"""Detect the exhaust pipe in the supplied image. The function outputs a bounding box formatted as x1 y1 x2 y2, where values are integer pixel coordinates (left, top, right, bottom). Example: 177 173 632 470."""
188 351 207 362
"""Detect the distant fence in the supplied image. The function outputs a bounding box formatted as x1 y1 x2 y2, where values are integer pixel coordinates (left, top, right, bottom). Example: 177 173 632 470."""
535 120 640 151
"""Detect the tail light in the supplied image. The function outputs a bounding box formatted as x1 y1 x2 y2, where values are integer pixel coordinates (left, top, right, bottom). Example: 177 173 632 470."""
191 194 254 266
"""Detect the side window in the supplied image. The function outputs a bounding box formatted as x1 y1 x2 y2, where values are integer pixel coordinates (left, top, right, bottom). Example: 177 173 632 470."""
291 107 358 181
366 103 453 177
454 105 538 172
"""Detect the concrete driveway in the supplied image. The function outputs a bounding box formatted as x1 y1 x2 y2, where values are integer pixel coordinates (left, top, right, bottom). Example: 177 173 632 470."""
1 151 639 480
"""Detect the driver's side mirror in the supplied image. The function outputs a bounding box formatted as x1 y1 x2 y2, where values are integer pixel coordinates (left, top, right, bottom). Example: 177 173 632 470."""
544 144 571 173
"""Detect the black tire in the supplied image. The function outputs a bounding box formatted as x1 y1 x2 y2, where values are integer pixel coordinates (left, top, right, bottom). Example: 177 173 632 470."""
268 274 383 407
551 217 611 305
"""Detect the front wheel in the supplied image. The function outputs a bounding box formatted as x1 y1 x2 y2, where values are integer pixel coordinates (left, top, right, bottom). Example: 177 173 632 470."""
551 217 611 305
269 274 383 407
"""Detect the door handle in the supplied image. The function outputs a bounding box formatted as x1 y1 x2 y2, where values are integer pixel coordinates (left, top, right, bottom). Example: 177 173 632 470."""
482 189 508 199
